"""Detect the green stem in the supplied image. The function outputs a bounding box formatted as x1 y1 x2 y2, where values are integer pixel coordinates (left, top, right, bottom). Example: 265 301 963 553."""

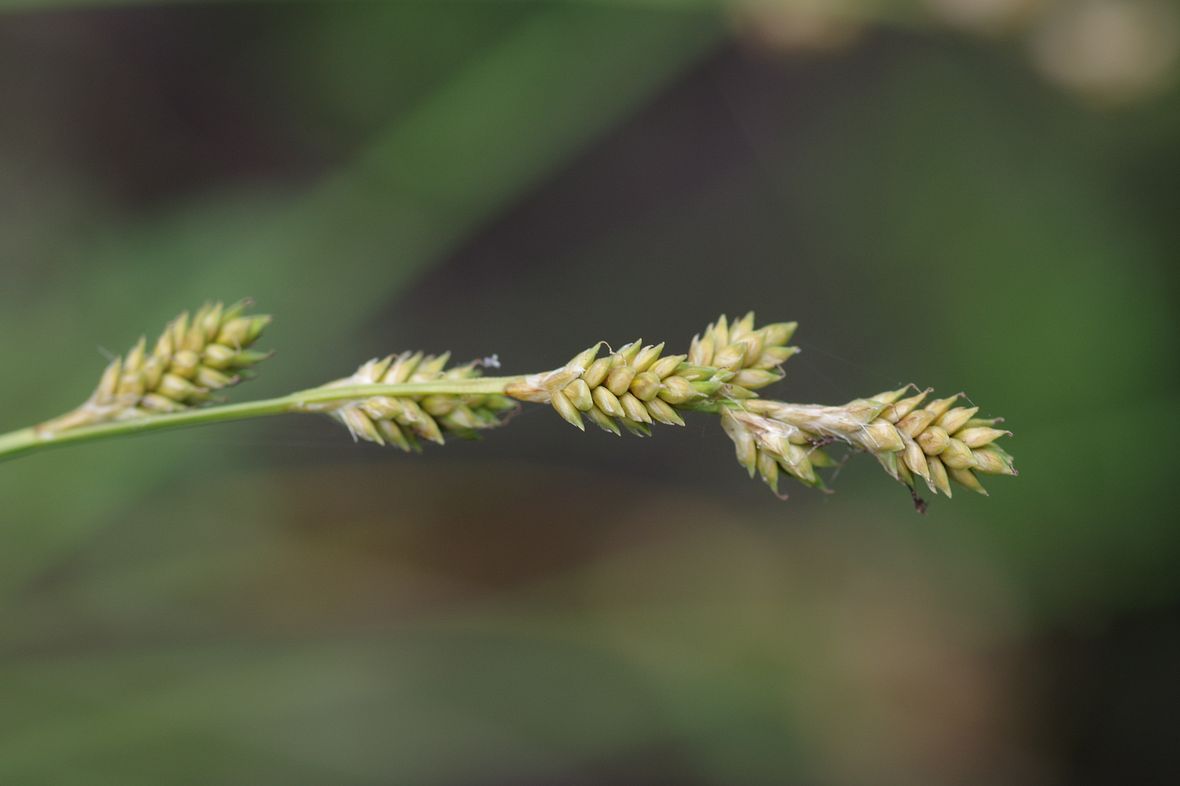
0 376 526 464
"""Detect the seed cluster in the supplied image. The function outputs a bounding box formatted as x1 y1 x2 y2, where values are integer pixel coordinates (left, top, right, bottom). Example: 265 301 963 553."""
34 301 1014 510
503 312 799 437
317 353 517 451
719 408 834 497
687 313 799 396
500 311 1014 507
39 300 270 434
504 341 708 436
729 386 1016 500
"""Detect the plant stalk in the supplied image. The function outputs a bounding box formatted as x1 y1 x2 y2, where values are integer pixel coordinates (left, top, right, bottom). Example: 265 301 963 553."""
0 376 526 464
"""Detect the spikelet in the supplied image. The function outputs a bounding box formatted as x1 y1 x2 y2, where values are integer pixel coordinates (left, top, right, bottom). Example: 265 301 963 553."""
688 312 799 395
38 300 271 434
312 352 516 451
720 408 834 499
505 313 797 435
504 339 728 437
732 387 1015 504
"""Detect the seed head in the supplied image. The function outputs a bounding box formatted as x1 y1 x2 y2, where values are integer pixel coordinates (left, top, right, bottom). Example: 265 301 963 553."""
314 352 516 451
26 301 1015 514
505 338 719 436
721 408 832 498
732 386 1014 505
38 300 271 434
688 312 797 394
505 312 798 435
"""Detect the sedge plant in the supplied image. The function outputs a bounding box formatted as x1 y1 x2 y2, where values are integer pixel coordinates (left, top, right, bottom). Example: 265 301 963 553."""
0 300 1016 510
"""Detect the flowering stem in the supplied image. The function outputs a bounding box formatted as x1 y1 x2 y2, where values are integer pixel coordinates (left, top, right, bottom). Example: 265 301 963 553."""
0 376 527 464
0 301 1018 507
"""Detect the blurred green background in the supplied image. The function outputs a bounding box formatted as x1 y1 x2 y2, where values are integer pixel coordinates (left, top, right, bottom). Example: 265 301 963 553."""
2 1 1179 783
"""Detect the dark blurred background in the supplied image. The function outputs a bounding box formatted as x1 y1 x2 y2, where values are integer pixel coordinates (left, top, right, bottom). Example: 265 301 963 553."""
2 1 1179 784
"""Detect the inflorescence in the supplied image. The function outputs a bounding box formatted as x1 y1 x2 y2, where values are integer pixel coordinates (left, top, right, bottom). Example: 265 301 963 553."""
11 302 1015 510
38 300 271 434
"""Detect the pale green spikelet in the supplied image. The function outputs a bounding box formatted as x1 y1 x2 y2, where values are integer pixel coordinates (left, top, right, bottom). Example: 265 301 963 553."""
312 352 516 451
720 408 831 498
688 312 798 395
37 300 271 435
735 386 1015 505
504 338 725 436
